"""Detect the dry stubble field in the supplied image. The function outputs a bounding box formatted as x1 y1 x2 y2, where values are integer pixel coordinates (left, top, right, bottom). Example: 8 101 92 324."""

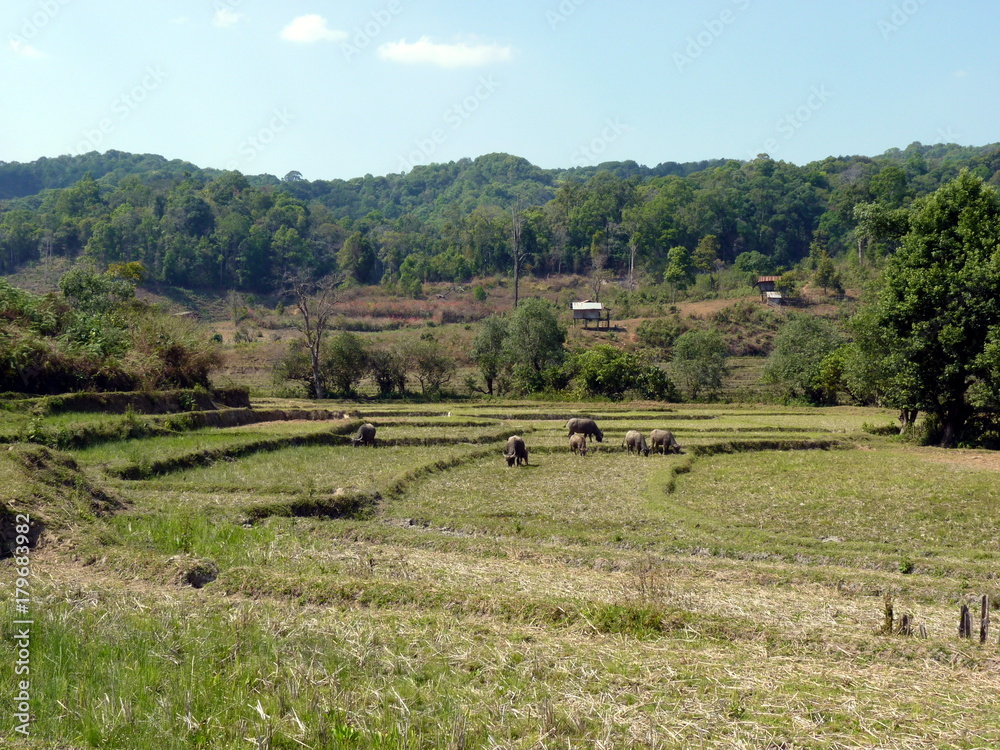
2 399 1000 749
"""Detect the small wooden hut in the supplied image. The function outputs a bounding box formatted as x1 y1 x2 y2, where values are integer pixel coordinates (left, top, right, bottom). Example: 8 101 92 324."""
571 300 611 329
753 276 783 305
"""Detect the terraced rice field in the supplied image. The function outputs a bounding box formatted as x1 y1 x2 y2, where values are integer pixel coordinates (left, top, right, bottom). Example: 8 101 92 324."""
3 398 1000 748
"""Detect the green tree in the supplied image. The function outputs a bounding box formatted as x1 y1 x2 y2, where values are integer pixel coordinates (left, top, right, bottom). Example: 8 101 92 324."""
325 331 368 397
663 245 694 302
669 329 730 401
410 334 456 396
470 314 510 396
851 171 1000 445
338 231 379 285
505 297 566 392
763 315 843 404
733 250 774 279
367 346 407 397
812 251 842 295
692 234 720 275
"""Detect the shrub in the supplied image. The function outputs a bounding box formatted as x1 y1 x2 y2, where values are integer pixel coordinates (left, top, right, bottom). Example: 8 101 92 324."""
570 345 679 401
762 315 844 404
670 329 730 401
635 315 685 352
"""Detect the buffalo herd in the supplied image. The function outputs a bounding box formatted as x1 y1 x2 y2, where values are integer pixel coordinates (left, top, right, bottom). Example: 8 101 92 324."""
504 418 682 467
351 418 681 468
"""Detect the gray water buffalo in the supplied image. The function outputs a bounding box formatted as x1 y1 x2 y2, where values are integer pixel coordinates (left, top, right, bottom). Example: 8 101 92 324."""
567 417 603 443
504 435 528 466
649 429 681 455
352 423 377 447
569 433 588 456
623 430 650 456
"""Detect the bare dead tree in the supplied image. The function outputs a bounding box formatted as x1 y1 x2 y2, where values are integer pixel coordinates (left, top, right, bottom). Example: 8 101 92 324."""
626 237 639 291
510 199 525 308
283 271 342 399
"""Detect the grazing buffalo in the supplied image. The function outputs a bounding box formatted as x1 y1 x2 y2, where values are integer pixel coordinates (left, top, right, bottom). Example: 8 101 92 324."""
352 423 377 447
623 430 650 456
569 433 588 456
567 417 603 443
649 429 681 455
504 435 528 466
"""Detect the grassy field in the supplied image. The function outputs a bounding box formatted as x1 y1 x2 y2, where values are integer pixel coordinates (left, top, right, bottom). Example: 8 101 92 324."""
3 399 1000 748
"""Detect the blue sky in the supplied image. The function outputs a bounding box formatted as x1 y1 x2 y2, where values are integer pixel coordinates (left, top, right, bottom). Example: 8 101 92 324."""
2 0 997 180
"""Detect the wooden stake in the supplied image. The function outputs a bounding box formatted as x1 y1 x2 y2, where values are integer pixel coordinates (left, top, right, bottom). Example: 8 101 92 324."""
899 613 912 636
981 595 990 645
960 604 972 639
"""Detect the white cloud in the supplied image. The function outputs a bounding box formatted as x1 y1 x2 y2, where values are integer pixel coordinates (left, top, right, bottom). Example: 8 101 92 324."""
954 69 968 79
280 15 347 44
377 37 514 68
214 8 244 28
8 39 44 59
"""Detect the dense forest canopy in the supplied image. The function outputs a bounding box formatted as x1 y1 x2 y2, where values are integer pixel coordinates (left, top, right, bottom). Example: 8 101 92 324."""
2 142 1000 293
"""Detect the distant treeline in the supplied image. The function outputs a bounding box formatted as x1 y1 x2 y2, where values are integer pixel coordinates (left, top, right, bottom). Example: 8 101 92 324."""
1 143 999 292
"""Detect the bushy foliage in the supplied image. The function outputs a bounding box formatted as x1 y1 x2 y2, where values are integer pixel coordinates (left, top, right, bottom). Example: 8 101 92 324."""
505 298 566 381
570 344 678 401
324 332 368 396
763 315 844 404
635 315 685 352
709 301 783 356
0 273 221 394
669 330 730 401
408 334 457 396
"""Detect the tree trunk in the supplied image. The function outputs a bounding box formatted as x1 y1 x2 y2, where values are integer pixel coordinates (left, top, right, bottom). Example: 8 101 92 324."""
311 347 324 400
939 403 968 448
514 254 519 309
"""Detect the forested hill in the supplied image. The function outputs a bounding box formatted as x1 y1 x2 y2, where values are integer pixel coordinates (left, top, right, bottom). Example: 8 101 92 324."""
0 151 728 219
0 151 216 201
276 153 732 222
2 141 999 294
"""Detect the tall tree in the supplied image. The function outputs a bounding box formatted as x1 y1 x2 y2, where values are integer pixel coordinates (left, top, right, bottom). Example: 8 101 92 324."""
664 245 694 303
505 297 566 375
470 314 510 396
852 171 1000 446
